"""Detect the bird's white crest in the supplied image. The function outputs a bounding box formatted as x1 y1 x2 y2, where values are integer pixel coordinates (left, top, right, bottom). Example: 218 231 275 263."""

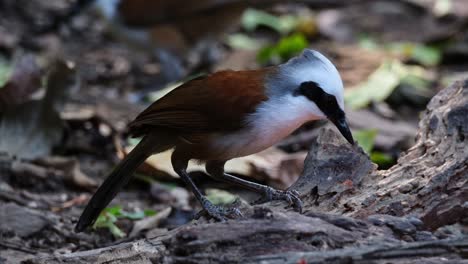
267 49 345 110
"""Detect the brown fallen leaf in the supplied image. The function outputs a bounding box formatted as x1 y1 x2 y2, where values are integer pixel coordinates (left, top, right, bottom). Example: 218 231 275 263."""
34 157 98 190
323 45 383 88
129 207 172 237
244 150 307 189
124 145 306 189
0 55 41 113
10 161 49 180
51 194 89 212
149 182 190 209
317 1 463 43
214 49 259 71
0 59 76 159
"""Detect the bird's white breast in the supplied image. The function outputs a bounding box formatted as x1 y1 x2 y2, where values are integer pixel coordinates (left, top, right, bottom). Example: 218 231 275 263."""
208 94 321 159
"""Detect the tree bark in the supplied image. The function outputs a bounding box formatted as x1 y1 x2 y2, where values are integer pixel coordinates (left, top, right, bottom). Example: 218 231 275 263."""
27 80 468 264
292 79 468 230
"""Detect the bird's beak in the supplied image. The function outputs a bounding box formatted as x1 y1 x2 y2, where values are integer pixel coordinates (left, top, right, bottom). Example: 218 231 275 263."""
331 116 355 145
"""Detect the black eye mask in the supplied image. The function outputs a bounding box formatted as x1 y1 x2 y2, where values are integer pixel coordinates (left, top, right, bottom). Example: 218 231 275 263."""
294 81 354 145
294 81 344 120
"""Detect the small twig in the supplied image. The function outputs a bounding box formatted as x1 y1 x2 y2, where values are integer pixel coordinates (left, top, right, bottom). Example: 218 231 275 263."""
0 241 37 254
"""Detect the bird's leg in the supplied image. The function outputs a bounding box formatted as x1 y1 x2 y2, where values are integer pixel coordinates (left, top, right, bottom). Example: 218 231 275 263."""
171 151 242 221
205 160 303 213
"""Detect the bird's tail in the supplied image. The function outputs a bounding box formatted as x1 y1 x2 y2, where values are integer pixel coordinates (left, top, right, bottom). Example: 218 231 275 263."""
75 131 176 232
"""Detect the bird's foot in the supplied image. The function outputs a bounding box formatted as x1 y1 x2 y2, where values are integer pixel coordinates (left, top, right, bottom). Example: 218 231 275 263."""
194 198 243 221
253 187 303 213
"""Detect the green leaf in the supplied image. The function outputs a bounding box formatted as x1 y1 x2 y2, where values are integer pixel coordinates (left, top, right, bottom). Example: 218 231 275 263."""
353 130 395 167
134 173 156 184
257 46 277 64
94 214 126 238
93 206 121 229
107 222 126 238
345 61 401 109
358 35 379 50
0 60 11 88
92 206 157 238
120 210 146 220
370 151 394 167
226 33 262 50
257 33 308 64
411 45 441 66
105 205 150 220
345 60 432 109
242 8 298 35
105 205 123 217
160 182 178 190
144 209 157 217
276 33 308 59
353 129 378 154
359 36 442 66
127 137 142 147
93 214 112 228
388 43 441 66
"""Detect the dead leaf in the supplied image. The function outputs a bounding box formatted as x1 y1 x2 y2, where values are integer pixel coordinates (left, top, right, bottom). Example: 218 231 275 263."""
34 157 98 190
240 149 307 189
317 1 463 43
129 207 172 237
148 182 190 209
206 188 237 205
345 59 432 109
0 55 41 113
0 59 76 159
126 146 306 190
214 49 259 71
51 194 89 212
10 161 49 179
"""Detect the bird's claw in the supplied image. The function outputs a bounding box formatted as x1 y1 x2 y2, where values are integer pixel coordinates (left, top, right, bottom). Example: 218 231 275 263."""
253 187 303 213
194 198 244 221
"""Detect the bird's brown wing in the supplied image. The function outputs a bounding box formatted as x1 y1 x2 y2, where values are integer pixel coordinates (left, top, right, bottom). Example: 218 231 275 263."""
128 69 270 137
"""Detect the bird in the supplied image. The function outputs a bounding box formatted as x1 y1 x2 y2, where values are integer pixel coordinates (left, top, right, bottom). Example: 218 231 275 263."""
75 49 355 232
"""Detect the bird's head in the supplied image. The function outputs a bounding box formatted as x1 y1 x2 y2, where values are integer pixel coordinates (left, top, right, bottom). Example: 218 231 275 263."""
270 49 354 145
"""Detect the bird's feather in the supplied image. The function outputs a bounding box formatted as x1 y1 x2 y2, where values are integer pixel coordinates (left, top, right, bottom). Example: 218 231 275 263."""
75 131 176 232
128 69 270 137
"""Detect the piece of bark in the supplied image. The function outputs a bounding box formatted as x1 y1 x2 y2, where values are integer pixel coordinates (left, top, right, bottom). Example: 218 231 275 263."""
26 80 468 263
290 128 375 197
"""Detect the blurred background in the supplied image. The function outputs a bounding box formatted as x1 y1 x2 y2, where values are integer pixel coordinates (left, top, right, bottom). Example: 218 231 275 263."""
0 0 467 261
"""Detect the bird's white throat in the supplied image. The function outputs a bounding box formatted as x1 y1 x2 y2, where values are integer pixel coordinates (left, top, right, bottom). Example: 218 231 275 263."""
209 93 321 159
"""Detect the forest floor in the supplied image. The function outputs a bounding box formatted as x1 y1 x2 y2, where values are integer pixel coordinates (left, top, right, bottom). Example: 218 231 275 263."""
0 0 467 263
